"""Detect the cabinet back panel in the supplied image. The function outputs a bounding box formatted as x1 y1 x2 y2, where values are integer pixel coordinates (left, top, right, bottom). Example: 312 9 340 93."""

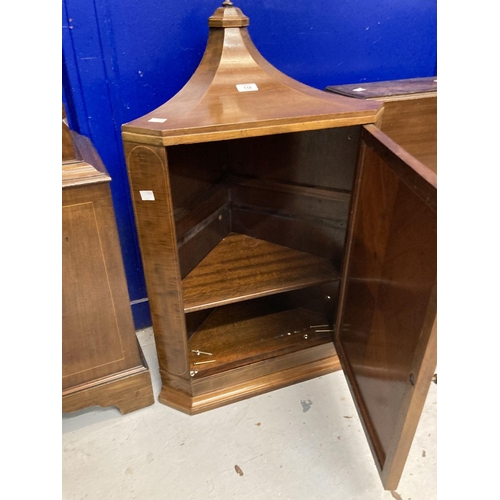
232 208 346 265
167 126 359 216
175 183 230 242
230 177 350 225
166 142 229 212
186 308 215 341
226 127 360 191
278 282 339 321
178 204 231 279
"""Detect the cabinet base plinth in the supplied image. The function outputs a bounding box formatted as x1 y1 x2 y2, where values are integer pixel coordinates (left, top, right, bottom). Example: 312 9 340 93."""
158 353 341 415
63 367 155 415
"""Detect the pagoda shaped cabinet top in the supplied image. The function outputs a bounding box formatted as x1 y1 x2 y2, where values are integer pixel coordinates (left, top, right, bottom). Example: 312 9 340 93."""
121 2 383 146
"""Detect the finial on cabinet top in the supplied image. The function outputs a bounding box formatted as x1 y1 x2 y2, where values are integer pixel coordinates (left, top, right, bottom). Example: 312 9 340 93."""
122 0 383 144
209 1 249 28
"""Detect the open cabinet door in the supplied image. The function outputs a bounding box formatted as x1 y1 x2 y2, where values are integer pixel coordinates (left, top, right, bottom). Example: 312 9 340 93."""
335 124 437 490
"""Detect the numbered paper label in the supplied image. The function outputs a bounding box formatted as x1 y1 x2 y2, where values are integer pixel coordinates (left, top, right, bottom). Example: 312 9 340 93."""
140 190 155 201
352 87 366 92
236 83 258 92
148 118 167 123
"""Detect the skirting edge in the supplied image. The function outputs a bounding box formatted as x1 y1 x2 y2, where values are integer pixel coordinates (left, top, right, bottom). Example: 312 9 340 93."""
158 354 341 415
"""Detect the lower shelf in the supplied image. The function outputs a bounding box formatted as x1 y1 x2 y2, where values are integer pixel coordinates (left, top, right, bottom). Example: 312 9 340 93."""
158 285 340 414
188 301 335 377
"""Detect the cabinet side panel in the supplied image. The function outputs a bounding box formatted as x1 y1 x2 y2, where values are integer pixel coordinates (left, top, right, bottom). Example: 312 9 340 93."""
124 143 189 379
62 202 124 381
62 182 144 389
380 97 437 173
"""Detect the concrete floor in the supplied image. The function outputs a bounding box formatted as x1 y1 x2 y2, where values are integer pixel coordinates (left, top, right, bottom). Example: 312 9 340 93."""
62 327 437 500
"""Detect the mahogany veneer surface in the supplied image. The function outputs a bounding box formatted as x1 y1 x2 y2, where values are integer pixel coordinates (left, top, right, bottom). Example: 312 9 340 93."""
326 77 437 173
121 3 436 490
188 302 334 376
325 77 437 100
335 124 436 489
62 122 154 414
182 233 339 313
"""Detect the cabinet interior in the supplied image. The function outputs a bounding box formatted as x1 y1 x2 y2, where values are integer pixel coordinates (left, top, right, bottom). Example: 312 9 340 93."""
166 126 361 377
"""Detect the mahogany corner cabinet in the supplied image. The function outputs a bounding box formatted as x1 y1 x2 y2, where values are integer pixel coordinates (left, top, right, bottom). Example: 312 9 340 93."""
121 2 436 490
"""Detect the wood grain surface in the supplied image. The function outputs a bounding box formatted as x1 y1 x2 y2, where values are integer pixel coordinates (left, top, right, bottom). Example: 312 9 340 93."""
121 2 380 415
159 345 340 415
182 233 339 312
325 77 436 99
124 142 190 379
188 302 334 376
63 369 154 414
121 6 381 146
326 78 437 172
335 124 436 490
63 128 153 414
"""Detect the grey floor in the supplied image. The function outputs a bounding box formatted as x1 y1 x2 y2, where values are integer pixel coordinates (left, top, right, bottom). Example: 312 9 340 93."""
62 327 437 500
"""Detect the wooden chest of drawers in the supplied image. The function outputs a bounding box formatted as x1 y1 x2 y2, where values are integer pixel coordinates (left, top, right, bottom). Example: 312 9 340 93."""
62 118 154 414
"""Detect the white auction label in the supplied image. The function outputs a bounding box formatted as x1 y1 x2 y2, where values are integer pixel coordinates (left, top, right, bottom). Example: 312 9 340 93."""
148 117 167 123
140 190 155 201
236 83 258 92
352 87 366 92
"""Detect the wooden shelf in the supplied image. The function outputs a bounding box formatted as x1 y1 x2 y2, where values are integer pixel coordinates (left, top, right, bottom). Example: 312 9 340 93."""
182 233 339 313
188 302 335 376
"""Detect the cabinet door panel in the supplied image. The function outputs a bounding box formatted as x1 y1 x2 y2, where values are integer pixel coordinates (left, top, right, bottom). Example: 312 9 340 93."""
335 124 436 490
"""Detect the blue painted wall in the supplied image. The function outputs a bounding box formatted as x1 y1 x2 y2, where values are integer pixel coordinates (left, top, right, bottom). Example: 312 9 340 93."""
62 0 437 329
